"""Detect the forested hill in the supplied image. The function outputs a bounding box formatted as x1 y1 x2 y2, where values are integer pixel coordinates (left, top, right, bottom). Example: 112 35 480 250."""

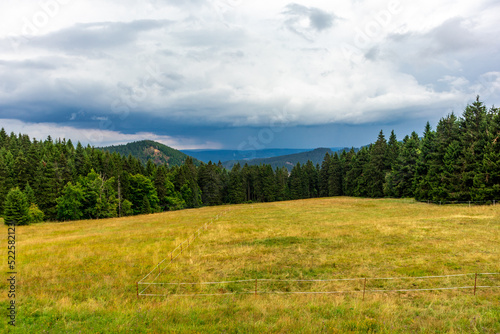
223 147 342 171
98 140 200 167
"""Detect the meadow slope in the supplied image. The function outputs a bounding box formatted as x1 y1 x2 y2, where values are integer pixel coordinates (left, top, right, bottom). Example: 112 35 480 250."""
1 198 499 333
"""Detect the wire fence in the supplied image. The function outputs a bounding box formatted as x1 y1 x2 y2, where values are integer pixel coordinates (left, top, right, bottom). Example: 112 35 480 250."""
136 200 499 298
419 199 499 206
137 209 229 295
138 272 500 298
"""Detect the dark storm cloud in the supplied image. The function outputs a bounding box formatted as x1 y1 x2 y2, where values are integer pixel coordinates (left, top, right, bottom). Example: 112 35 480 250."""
282 3 338 40
1 0 499 149
423 17 482 55
388 17 486 57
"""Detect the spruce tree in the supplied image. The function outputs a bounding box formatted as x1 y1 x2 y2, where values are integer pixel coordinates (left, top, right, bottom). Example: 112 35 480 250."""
227 163 245 204
275 166 289 201
141 195 151 214
475 106 500 200
0 152 14 214
241 164 257 202
432 114 461 201
24 182 36 205
303 160 318 198
198 162 223 206
288 163 306 200
460 97 490 200
390 132 420 198
34 159 58 220
327 153 343 196
318 153 331 197
0 128 7 148
15 151 30 188
364 131 388 197
174 157 201 207
256 164 276 202
4 187 29 225
75 142 90 176
413 122 434 200
153 165 169 210
387 130 400 169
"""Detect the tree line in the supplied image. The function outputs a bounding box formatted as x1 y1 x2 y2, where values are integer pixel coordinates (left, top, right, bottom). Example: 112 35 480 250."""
1 97 499 225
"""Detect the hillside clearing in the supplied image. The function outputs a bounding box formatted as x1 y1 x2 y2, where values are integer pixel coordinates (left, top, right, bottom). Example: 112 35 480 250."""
2 198 499 333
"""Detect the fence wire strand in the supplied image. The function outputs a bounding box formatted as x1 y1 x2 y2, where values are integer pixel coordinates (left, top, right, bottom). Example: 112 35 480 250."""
138 272 500 297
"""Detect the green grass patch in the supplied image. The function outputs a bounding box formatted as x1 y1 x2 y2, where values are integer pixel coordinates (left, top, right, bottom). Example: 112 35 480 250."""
1 197 499 333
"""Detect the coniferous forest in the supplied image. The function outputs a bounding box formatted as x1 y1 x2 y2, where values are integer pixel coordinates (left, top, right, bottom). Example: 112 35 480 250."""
1 97 499 225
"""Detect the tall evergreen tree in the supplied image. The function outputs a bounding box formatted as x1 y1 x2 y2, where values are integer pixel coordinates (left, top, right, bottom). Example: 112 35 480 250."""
318 153 331 197
0 151 14 214
430 113 461 201
327 153 343 196
303 160 318 198
387 132 420 198
413 122 434 200
24 182 36 205
275 166 289 201
387 130 400 169
75 142 90 176
227 163 245 204
241 164 258 202
34 159 58 219
198 162 223 206
174 157 202 208
256 164 276 202
4 187 29 225
288 163 306 200
364 130 388 197
15 151 30 188
475 106 500 200
460 97 490 199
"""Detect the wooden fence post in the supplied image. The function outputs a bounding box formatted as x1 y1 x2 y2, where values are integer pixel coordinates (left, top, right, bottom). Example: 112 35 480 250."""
474 273 478 295
363 278 367 301
136 282 139 298
255 279 258 296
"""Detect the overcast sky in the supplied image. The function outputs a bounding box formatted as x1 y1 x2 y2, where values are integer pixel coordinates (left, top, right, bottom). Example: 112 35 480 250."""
1 0 499 149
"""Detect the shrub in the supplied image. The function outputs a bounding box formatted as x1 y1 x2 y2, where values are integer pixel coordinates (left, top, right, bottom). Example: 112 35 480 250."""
28 203 45 223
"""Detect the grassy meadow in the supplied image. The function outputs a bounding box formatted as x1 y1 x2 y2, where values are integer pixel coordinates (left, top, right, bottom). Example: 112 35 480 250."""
1 197 499 333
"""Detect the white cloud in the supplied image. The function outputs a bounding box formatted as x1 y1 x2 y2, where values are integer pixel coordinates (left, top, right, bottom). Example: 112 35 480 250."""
0 0 498 135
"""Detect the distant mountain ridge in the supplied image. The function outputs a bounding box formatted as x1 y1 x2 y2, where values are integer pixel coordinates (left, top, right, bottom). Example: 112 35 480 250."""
222 147 343 171
99 141 348 171
181 148 313 163
98 140 200 166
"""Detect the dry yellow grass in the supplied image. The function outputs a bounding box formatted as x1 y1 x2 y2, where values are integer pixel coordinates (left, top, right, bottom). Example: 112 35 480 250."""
1 197 499 333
